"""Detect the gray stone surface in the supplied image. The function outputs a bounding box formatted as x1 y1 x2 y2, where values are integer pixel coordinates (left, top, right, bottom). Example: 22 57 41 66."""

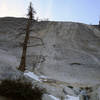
0 49 22 80
63 86 76 96
0 17 100 86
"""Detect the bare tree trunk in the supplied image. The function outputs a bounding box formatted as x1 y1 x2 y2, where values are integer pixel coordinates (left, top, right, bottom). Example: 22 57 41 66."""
18 19 32 72
18 2 35 72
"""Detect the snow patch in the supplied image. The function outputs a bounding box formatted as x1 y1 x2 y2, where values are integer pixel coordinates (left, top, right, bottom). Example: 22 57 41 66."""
39 75 48 79
24 71 41 82
67 95 79 100
24 71 50 82
48 95 60 100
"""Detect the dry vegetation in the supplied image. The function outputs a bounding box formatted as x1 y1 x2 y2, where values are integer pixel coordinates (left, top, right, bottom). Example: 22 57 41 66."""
0 80 45 100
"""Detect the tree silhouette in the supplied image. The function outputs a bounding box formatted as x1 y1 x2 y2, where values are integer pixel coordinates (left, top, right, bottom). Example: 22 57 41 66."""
18 2 36 72
27 2 36 20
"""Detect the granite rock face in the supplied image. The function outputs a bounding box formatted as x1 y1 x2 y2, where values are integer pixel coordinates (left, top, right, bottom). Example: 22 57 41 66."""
0 17 100 85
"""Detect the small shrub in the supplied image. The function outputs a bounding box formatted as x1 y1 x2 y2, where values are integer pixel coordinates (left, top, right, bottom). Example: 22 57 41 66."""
68 86 73 89
0 80 45 100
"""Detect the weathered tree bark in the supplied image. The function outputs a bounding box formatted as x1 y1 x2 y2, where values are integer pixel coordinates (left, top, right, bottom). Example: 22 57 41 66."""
18 19 32 72
18 2 36 72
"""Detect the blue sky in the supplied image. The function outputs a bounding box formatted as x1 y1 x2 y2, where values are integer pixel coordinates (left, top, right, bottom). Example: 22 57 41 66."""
0 0 100 24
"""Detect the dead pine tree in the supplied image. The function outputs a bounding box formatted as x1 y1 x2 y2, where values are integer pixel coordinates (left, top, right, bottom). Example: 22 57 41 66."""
18 2 36 72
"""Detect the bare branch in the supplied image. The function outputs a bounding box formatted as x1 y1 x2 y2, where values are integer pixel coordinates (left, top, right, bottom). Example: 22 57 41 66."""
30 36 44 45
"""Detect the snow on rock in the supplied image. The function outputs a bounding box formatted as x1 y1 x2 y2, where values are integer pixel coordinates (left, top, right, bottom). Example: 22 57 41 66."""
40 75 48 79
39 75 49 82
48 95 60 100
24 71 41 82
24 71 50 82
42 94 60 100
63 86 75 96
67 95 79 100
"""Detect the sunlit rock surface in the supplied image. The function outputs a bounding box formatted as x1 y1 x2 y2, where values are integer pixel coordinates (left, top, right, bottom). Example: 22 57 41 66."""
0 17 100 86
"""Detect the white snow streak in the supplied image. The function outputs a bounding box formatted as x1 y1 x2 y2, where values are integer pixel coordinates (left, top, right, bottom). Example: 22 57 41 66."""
24 71 41 82
67 95 79 100
48 95 60 100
